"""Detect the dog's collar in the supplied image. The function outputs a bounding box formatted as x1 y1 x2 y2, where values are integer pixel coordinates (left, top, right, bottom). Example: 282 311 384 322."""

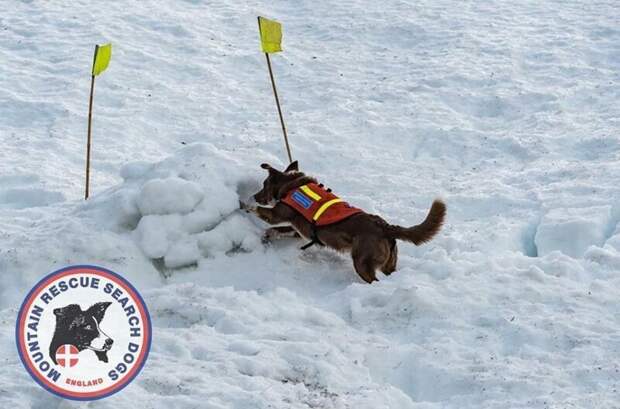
275 175 317 201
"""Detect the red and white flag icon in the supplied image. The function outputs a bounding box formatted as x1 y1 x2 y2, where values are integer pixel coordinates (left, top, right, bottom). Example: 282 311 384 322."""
56 344 79 368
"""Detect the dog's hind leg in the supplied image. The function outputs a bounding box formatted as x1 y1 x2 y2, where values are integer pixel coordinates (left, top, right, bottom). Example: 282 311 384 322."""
381 240 398 275
351 237 384 283
352 255 378 283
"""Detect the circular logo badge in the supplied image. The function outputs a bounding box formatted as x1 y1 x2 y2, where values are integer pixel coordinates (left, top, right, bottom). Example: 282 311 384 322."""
16 265 152 400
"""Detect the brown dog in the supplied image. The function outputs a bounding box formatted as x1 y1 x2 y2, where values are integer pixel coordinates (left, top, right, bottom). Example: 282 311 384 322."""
246 161 446 283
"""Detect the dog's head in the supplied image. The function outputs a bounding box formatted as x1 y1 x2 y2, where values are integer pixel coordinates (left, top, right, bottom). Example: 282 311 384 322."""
49 302 114 364
253 161 300 205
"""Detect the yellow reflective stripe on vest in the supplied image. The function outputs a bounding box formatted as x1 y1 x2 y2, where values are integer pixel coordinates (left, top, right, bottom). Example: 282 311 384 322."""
312 198 343 221
300 185 321 201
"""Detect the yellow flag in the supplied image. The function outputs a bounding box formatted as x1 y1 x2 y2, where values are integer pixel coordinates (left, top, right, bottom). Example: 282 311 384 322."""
92 43 112 76
258 17 282 53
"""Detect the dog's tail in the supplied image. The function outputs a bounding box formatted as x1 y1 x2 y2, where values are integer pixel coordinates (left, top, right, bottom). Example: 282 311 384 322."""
386 200 446 245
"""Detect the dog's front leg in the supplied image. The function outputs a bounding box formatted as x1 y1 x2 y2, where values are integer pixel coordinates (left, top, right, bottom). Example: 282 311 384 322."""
242 202 300 242
262 226 301 243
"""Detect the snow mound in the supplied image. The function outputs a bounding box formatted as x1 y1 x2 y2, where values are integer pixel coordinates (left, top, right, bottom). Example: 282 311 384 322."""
535 206 612 257
124 143 264 269
0 143 268 308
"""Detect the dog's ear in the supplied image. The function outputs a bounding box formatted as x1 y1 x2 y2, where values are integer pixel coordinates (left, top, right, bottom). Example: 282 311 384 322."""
87 302 112 323
54 304 81 319
260 163 279 175
284 161 298 173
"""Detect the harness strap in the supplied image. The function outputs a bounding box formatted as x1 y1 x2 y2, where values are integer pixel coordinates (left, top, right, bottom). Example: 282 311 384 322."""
300 196 343 250
281 183 354 250
300 240 318 250
300 222 324 250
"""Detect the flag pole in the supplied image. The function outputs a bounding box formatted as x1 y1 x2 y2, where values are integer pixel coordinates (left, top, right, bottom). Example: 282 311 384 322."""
264 52 292 163
258 17 292 163
85 45 98 200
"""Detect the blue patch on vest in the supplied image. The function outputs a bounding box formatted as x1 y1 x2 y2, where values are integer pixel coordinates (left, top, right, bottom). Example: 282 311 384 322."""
292 191 312 209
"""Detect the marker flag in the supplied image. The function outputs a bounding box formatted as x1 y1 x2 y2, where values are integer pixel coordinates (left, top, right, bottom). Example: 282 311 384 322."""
92 43 112 76
258 17 282 53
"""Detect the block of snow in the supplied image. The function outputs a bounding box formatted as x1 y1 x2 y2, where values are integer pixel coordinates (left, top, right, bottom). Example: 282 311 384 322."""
134 214 183 259
120 161 153 180
196 214 262 256
165 238 201 269
535 206 611 258
602 222 620 251
137 177 204 215
605 234 620 251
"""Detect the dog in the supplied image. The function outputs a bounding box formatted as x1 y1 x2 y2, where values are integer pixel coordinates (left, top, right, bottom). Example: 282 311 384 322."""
49 302 114 364
246 161 446 283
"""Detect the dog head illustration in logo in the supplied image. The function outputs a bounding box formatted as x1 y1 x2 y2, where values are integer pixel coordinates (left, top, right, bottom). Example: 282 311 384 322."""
49 302 114 364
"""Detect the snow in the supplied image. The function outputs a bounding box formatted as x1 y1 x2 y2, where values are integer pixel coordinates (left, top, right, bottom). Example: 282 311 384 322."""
1 0 620 408
535 206 612 258
137 177 204 216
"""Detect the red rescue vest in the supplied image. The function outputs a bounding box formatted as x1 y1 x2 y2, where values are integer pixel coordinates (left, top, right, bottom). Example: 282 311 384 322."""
281 182 363 226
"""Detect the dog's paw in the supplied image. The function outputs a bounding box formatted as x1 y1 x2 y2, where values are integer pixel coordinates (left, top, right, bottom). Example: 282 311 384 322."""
261 227 300 244
261 228 277 244
239 201 258 214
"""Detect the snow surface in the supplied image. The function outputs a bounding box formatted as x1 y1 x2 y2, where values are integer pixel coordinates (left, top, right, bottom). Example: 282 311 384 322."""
1 0 620 408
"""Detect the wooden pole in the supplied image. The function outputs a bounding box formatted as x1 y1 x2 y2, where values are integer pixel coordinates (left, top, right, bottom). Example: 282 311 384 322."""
264 52 292 163
85 46 98 200
258 16 292 164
